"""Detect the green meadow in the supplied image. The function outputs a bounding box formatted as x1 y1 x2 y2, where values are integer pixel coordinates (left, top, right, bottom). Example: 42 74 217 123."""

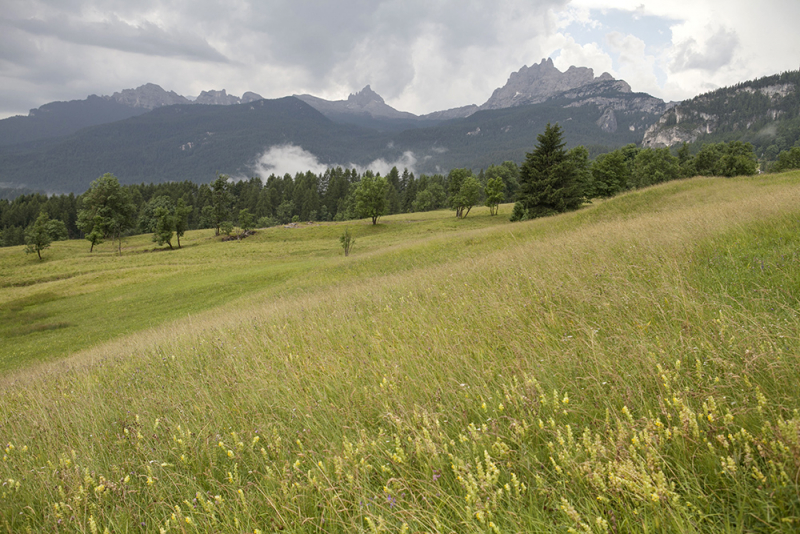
2 173 800 533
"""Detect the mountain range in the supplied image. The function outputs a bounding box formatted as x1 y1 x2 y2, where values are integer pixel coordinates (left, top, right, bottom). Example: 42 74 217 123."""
4 59 795 196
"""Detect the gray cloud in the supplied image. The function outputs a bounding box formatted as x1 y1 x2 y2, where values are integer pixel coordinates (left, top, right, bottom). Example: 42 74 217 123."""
671 27 739 72
0 0 569 119
8 15 229 62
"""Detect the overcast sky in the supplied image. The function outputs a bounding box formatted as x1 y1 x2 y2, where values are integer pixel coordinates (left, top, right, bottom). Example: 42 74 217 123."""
1 0 798 119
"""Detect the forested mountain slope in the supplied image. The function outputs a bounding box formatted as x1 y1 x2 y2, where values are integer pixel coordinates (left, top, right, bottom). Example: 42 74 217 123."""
643 70 800 158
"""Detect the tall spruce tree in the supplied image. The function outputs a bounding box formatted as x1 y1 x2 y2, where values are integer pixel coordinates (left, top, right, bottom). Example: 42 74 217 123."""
512 123 583 220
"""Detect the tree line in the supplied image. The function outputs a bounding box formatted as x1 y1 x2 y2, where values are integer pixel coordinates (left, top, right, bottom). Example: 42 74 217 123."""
5 125 794 256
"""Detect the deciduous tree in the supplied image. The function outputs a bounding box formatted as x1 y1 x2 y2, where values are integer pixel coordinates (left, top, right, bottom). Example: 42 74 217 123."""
354 172 388 225
24 211 52 260
174 199 191 248
631 148 681 188
239 208 254 234
77 173 136 254
773 147 800 172
152 205 175 249
452 175 481 218
591 150 630 198
485 175 505 216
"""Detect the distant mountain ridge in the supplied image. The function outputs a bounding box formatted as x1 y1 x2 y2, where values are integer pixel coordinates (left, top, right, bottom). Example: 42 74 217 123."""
0 58 665 146
0 84 266 148
295 86 417 121
0 59 680 195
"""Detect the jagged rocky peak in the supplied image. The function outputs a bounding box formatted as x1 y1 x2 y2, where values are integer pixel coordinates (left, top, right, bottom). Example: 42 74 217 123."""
480 58 626 110
194 89 264 105
194 89 240 105
347 85 385 107
109 83 190 109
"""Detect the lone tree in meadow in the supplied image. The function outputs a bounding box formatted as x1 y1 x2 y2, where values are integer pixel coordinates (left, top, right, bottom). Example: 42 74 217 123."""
512 122 583 220
77 173 136 254
24 211 52 260
354 172 388 225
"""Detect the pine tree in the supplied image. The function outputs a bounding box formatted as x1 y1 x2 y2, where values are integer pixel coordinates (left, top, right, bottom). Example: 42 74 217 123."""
513 123 583 220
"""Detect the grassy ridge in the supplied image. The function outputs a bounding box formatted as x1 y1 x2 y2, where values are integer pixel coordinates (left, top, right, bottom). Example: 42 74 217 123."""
2 173 800 532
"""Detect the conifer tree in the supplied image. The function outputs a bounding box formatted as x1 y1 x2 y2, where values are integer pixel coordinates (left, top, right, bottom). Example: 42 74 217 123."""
512 123 583 220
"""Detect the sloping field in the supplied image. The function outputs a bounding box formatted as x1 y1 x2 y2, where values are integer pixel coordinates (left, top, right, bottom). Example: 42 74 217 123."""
2 173 800 532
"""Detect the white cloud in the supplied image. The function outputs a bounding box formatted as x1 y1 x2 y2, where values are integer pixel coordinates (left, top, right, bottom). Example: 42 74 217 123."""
555 5 600 30
251 145 334 178
250 144 419 179
605 31 661 95
670 27 739 72
551 35 614 76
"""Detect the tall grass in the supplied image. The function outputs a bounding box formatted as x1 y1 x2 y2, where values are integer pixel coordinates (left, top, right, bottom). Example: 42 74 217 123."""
2 173 800 532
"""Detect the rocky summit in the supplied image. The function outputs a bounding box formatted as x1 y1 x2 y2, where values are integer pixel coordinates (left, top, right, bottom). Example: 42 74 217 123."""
479 57 618 110
194 89 264 105
108 83 191 109
295 85 417 121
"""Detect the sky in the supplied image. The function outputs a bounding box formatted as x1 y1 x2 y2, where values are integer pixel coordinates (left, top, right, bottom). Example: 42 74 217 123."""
1 0 799 120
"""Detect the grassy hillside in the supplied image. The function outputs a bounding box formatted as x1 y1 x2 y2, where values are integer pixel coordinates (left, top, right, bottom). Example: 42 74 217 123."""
2 173 800 533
